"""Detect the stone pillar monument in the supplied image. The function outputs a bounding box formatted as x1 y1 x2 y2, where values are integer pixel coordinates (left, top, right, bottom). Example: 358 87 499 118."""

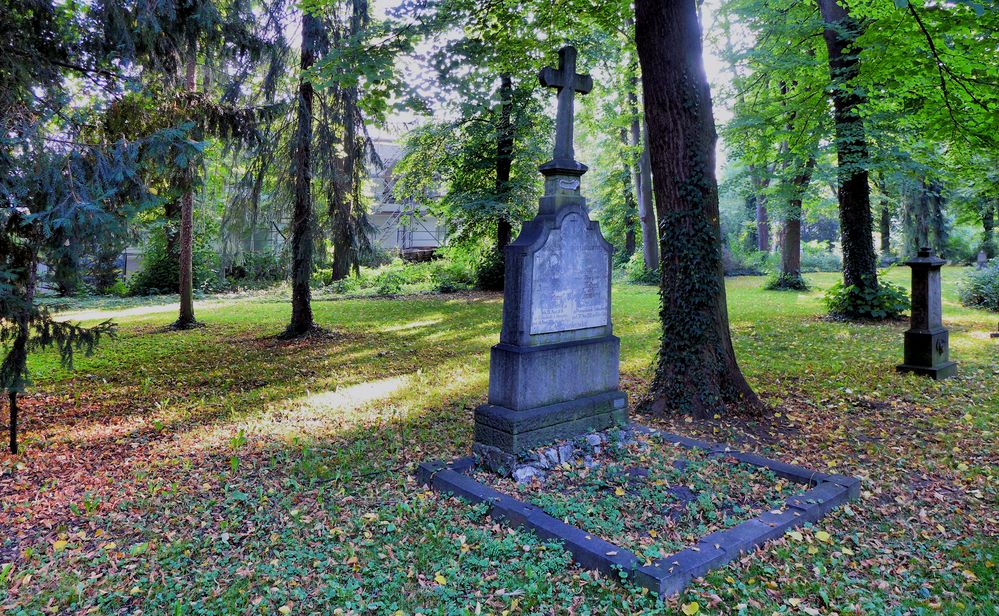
897 247 957 380
473 47 627 471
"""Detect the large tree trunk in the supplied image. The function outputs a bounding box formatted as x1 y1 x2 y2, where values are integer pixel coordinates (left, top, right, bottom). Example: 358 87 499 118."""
284 11 320 338
496 73 514 253
175 42 198 328
6 250 37 454
618 127 638 258
635 0 760 418
816 0 878 292
780 158 816 281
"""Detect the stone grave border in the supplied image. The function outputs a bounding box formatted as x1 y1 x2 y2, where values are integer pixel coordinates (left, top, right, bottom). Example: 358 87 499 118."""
416 423 860 597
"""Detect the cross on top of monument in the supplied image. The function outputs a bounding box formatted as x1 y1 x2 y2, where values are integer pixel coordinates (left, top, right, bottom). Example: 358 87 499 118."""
539 46 593 170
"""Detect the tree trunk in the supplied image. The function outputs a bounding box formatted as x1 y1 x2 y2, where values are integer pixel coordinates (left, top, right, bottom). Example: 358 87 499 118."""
756 193 770 252
879 195 891 255
6 250 36 454
637 121 659 269
175 42 198 328
744 194 759 250
284 10 320 338
780 157 816 281
982 201 996 258
816 0 878 292
496 73 514 253
618 127 638 259
623 41 659 271
634 0 760 418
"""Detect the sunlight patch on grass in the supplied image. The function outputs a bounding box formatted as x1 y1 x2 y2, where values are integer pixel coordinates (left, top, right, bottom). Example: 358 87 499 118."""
299 375 410 412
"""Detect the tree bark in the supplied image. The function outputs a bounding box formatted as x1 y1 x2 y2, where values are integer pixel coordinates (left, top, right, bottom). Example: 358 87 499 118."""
981 200 996 258
285 10 320 337
756 192 770 252
175 42 198 328
878 187 891 255
780 157 816 280
7 391 17 455
496 73 514 253
816 0 878 291
618 127 638 259
635 0 760 418
623 41 659 271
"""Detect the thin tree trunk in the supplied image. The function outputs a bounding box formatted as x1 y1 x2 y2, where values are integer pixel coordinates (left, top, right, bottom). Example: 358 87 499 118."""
816 0 878 292
618 127 638 258
982 201 996 258
780 158 815 281
7 251 36 454
635 0 760 418
623 38 659 271
756 191 770 252
880 202 891 254
496 73 514 253
175 42 198 328
744 194 759 250
285 10 320 337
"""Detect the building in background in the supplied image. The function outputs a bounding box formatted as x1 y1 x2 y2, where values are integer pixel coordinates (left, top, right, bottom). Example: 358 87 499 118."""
367 137 446 261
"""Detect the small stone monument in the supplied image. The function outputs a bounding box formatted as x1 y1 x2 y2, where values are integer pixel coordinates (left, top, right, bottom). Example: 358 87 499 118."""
473 46 627 471
897 247 957 380
977 250 988 269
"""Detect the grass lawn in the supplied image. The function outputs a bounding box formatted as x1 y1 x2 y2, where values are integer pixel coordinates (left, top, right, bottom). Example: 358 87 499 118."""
2 268 996 613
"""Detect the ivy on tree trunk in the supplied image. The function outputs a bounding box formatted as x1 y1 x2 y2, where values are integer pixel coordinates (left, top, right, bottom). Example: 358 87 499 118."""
634 0 760 418
817 0 878 291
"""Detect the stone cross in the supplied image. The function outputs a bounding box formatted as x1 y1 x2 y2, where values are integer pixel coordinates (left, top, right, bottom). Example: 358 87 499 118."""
539 46 593 164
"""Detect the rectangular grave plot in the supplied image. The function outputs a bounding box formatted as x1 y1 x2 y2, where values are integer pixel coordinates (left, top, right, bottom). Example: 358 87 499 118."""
417 426 858 597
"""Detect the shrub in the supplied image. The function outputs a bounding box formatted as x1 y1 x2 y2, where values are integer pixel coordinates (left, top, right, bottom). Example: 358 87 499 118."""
475 249 505 291
375 270 405 295
722 243 776 276
800 241 842 273
823 277 910 320
763 271 809 291
128 232 217 296
959 259 999 312
624 252 658 285
227 250 285 283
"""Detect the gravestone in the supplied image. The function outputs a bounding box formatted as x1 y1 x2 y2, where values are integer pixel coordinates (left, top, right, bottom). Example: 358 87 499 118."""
897 247 957 380
977 250 988 269
473 47 627 471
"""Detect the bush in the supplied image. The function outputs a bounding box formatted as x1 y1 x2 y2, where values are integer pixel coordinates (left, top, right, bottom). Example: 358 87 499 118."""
722 243 776 276
800 241 842 273
227 250 285 283
475 249 505 291
823 277 910 320
763 271 809 291
127 232 219 296
375 270 405 295
959 259 999 312
624 252 658 285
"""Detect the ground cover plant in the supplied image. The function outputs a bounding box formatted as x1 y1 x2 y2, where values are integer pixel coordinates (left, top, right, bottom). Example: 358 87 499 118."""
473 431 788 561
1 268 996 613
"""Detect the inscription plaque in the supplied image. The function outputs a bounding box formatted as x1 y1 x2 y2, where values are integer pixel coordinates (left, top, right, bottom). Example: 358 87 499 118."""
529 212 609 335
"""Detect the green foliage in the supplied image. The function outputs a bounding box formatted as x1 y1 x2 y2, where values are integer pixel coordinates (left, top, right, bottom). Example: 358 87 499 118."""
623 252 658 286
474 249 506 292
226 250 286 283
763 272 809 291
127 231 218 296
823 277 910 320
800 241 843 273
958 259 999 312
722 244 775 277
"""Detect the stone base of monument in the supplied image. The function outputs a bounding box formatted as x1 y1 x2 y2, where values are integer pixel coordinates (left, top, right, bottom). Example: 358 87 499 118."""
417 423 860 598
896 329 958 380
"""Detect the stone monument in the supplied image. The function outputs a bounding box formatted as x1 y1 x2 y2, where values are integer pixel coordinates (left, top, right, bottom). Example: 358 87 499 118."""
897 247 957 380
473 46 627 471
976 250 988 269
